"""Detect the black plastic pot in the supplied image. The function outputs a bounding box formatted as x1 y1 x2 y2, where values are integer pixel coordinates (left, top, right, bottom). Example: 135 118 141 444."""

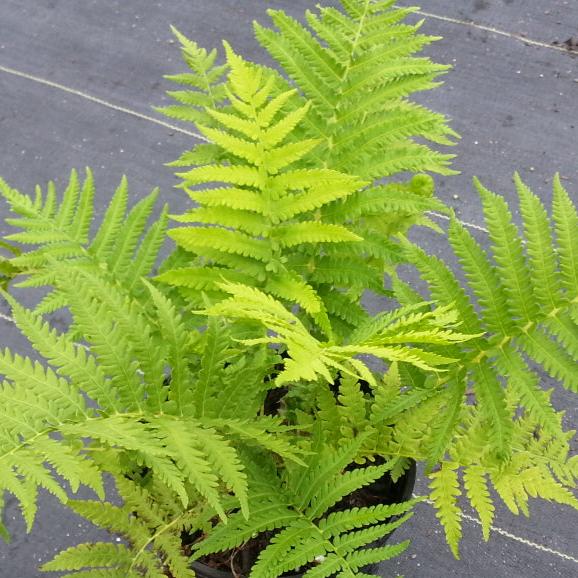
191 461 416 578
190 563 302 578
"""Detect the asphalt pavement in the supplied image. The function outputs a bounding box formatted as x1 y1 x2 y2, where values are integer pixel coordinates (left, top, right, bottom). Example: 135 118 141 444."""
0 1 577 577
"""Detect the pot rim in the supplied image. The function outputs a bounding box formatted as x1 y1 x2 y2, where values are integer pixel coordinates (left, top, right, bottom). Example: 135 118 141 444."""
190 561 302 578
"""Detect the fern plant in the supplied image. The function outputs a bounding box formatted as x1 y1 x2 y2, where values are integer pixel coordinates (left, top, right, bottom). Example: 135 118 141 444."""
0 168 168 314
190 430 417 578
158 9 578 558
0 173 307 555
0 0 577 574
159 43 370 338
161 0 458 178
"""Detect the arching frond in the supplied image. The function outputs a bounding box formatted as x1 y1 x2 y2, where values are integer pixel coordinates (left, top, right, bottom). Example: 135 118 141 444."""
398 176 578 556
160 43 369 334
200 282 474 386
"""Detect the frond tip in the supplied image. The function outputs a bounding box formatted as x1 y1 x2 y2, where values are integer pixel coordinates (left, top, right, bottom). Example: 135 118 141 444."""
0 169 167 311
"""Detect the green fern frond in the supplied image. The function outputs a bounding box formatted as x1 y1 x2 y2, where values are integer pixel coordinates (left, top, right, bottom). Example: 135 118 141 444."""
402 175 578 553
149 416 246 519
91 176 129 257
552 174 578 295
43 474 210 578
0 374 103 531
0 170 167 310
194 316 233 417
201 282 473 387
463 465 494 541
194 431 415 578
156 26 228 129
57 271 148 412
401 176 578 459
254 1 456 179
159 44 373 332
272 222 362 247
423 379 465 468
434 407 578 556
0 273 297 545
429 463 462 558
159 5 457 334
42 543 137 574
325 179 447 224
145 281 194 415
170 226 272 262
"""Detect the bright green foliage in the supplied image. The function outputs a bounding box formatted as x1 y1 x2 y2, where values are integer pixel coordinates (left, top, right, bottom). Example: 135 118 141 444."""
401 175 578 445
162 1 457 179
396 175 578 554
0 176 304 541
308 340 577 558
159 2 457 337
157 26 228 136
429 463 462 558
159 44 383 336
42 470 207 578
0 282 301 533
0 239 21 289
200 282 476 385
312 363 439 471
254 0 458 179
419 405 578 556
192 431 416 578
0 169 168 313
1 0 576 572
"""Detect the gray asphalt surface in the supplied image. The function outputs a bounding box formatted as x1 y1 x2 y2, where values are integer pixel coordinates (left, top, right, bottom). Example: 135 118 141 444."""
0 1 577 577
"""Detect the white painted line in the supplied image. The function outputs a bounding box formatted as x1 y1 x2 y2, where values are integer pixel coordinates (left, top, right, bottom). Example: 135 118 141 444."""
427 211 489 234
461 510 578 565
0 310 15 325
0 63 208 142
415 10 572 54
416 496 578 565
